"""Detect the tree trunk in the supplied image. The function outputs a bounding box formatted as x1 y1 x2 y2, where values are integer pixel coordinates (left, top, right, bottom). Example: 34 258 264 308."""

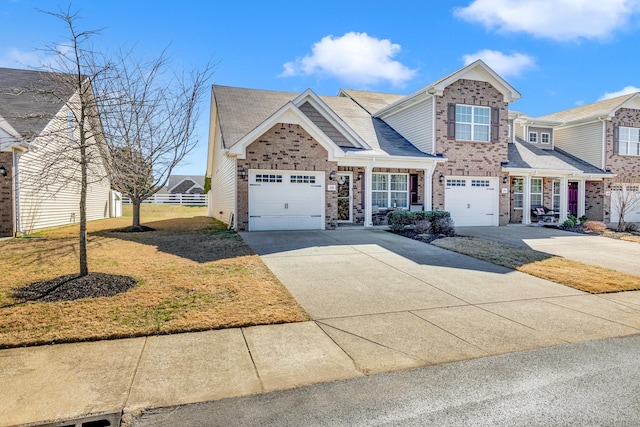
79 143 88 276
132 199 141 228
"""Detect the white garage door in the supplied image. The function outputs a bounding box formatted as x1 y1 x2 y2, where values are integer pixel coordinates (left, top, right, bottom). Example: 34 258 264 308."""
610 184 640 223
444 177 499 226
249 170 325 231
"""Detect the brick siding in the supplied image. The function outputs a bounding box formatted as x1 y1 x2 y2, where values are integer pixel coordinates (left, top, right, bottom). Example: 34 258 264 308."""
0 152 13 236
434 79 510 225
236 123 338 231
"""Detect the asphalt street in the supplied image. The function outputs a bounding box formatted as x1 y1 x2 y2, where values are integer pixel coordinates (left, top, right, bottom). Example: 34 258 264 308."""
130 333 640 426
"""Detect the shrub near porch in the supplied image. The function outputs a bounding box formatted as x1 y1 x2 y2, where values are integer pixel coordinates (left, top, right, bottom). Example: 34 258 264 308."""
0 205 308 348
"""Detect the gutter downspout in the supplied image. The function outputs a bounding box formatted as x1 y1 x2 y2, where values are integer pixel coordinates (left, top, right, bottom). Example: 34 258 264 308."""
12 150 22 235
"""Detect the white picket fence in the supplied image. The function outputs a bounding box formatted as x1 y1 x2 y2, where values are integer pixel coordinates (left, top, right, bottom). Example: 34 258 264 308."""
122 193 208 206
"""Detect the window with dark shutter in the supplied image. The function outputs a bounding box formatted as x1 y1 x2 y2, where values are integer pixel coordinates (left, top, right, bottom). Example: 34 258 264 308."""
613 124 619 154
447 103 456 140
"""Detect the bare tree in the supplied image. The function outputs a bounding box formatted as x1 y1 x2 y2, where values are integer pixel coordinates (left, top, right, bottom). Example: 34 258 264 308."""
95 50 214 230
610 181 640 232
12 7 114 277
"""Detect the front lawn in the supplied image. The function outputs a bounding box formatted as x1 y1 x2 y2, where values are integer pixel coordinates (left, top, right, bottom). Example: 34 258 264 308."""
0 205 309 348
432 236 640 293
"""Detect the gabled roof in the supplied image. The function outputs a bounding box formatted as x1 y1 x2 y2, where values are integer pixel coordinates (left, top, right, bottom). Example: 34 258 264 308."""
376 60 522 117
537 92 640 124
167 175 205 192
0 67 76 142
213 85 439 161
505 140 610 176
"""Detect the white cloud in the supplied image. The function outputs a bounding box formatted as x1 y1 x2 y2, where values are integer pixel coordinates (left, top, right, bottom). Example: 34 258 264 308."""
462 49 534 77
455 0 640 41
0 46 72 69
281 32 416 86
599 86 640 100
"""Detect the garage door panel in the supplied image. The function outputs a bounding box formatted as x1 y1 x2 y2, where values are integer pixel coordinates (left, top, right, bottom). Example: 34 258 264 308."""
445 177 498 227
248 171 325 231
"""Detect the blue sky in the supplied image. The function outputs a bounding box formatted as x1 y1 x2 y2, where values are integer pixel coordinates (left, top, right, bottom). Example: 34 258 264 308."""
2 0 640 175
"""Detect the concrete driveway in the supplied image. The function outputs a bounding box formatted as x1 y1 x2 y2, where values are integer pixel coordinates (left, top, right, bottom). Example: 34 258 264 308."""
457 225 640 277
241 229 640 374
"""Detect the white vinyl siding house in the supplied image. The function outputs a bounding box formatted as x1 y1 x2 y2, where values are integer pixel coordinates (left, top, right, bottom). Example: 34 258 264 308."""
553 121 604 169
206 110 236 223
378 95 435 154
14 101 112 233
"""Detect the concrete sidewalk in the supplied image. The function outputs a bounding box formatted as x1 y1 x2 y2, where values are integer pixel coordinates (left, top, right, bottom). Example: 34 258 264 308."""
2 228 640 426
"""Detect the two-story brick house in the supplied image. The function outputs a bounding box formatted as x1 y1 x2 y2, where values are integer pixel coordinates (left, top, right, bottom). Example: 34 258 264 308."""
536 93 640 223
206 60 525 231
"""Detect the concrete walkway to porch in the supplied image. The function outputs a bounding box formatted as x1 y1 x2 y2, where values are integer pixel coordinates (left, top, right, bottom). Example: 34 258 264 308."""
457 224 640 277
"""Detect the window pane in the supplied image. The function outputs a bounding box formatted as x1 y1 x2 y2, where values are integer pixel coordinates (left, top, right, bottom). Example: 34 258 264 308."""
456 123 471 140
391 192 408 208
514 194 523 209
513 178 523 193
456 105 472 123
531 178 542 193
372 192 387 208
390 174 407 191
531 194 542 206
620 141 628 155
372 174 388 191
630 127 640 141
474 107 490 124
474 125 489 142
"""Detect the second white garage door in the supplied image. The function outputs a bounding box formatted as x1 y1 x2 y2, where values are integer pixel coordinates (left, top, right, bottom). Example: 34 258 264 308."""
444 176 499 226
248 170 325 231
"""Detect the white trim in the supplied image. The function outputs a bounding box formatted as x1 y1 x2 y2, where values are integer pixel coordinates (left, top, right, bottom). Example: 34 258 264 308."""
528 131 538 144
337 172 353 223
228 103 346 161
541 132 551 144
293 89 370 150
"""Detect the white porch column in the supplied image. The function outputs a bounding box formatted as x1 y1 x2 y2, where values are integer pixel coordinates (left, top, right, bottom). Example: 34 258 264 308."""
423 167 434 211
522 175 532 224
364 165 373 227
577 179 586 218
559 177 569 223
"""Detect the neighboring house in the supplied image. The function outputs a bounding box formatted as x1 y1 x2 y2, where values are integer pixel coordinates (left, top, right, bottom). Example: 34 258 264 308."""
0 67 119 237
205 60 621 231
162 175 205 194
535 94 640 223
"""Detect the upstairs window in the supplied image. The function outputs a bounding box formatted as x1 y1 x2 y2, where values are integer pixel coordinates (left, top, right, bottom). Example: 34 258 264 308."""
455 105 490 142
541 132 551 144
618 126 640 156
529 132 538 143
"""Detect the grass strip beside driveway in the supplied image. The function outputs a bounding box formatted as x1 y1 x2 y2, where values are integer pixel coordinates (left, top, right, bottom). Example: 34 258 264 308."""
432 236 640 294
0 206 309 348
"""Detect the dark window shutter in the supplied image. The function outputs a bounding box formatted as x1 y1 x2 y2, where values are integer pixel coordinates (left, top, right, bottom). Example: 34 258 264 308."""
491 107 500 142
447 103 456 140
613 125 619 154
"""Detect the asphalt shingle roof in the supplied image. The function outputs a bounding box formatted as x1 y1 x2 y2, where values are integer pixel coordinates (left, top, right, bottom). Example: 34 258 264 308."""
0 67 76 141
339 89 405 115
213 85 436 159
537 93 638 123
506 139 608 175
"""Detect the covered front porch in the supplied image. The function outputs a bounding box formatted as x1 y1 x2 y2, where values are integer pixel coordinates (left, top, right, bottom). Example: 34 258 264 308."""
336 157 444 227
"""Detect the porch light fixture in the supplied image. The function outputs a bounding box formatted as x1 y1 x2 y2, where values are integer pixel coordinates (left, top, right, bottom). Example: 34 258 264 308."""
0 165 6 177
502 175 508 184
329 171 336 180
439 173 444 183
357 172 363 181
239 168 247 179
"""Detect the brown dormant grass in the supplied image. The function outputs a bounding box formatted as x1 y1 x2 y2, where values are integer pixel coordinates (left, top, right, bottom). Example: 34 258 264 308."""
0 205 309 348
432 236 640 294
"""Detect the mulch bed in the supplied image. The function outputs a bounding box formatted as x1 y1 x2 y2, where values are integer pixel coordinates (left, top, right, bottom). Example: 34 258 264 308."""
113 225 155 233
391 230 442 244
12 273 137 302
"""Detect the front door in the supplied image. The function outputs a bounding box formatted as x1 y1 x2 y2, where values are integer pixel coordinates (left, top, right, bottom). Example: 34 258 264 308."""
568 182 578 216
337 173 352 222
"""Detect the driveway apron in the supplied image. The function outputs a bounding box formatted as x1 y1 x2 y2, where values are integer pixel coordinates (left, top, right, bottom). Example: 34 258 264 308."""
241 229 640 375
